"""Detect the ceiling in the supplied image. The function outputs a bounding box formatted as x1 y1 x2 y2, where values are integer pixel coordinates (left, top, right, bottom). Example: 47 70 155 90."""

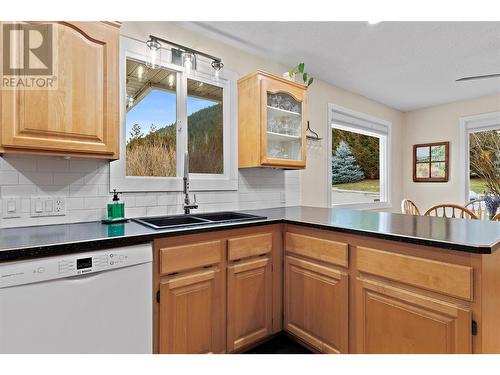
181 22 500 112
126 59 222 112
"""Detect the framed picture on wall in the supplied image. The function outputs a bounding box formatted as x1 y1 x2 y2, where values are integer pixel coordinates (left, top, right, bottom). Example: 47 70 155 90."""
413 141 449 182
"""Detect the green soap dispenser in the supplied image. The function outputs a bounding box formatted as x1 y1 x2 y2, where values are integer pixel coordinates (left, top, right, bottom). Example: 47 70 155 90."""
107 189 125 221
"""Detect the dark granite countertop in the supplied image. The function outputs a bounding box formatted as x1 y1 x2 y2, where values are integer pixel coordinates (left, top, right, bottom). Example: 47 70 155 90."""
0 206 499 262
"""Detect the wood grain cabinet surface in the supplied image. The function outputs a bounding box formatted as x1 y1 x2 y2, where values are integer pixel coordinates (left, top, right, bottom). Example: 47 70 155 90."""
356 277 472 354
285 255 348 353
153 226 281 354
227 256 273 352
238 71 307 169
0 21 120 159
153 224 500 354
159 268 225 354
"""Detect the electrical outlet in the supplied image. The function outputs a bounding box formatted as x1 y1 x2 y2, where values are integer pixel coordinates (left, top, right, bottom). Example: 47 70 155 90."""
31 196 66 217
2 196 21 218
54 197 66 214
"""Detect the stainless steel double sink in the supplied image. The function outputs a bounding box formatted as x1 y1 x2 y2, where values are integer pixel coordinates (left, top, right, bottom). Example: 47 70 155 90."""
132 211 267 230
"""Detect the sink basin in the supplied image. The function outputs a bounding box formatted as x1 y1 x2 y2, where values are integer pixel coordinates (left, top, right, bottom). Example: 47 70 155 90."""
193 211 265 223
133 215 210 230
132 211 266 230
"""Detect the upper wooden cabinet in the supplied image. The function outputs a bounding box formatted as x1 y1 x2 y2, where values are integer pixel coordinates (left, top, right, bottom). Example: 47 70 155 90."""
238 71 307 169
0 21 120 159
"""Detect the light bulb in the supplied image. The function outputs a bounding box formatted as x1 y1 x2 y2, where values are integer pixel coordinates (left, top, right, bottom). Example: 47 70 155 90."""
183 53 194 75
167 74 175 87
137 65 144 80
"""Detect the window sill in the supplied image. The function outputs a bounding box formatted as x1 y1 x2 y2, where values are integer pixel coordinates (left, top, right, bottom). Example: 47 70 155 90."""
331 202 392 211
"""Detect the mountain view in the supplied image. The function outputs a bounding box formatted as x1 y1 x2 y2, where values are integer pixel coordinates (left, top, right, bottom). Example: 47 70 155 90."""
126 103 223 176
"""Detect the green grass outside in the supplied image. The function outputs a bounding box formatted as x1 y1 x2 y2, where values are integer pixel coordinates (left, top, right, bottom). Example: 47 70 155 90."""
333 179 380 192
470 178 487 194
332 178 487 195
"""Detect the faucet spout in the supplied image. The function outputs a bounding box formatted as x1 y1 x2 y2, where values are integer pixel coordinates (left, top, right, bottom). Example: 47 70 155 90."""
183 151 198 214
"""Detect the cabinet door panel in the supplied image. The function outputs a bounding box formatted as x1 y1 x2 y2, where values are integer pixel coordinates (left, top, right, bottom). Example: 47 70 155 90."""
260 76 306 168
357 277 472 354
0 22 119 158
227 257 272 352
285 256 348 353
159 269 224 354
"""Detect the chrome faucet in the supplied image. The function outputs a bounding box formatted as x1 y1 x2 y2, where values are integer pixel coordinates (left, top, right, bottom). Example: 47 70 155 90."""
183 151 198 214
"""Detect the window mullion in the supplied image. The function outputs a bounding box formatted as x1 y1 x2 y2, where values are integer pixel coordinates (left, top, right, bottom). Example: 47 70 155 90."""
176 70 188 178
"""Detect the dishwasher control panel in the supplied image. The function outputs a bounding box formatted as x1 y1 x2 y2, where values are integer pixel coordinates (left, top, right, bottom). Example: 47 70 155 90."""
58 251 128 275
0 244 152 289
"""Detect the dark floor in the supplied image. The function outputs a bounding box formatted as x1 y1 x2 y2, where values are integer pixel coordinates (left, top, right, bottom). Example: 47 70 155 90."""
243 334 313 354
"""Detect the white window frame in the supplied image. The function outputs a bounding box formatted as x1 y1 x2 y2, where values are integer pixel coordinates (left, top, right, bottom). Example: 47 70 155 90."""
327 103 392 210
110 36 238 192
459 111 500 202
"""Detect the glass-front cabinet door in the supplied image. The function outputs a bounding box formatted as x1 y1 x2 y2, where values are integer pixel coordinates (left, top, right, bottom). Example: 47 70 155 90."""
261 77 306 168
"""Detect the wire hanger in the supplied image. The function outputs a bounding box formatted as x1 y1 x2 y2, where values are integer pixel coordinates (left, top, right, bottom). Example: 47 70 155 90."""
306 121 323 141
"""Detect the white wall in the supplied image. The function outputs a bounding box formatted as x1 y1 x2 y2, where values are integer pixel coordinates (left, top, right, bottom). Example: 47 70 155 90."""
302 80 404 211
402 94 500 211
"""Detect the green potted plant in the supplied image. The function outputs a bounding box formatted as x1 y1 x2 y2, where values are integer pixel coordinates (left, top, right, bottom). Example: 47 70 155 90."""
283 63 314 87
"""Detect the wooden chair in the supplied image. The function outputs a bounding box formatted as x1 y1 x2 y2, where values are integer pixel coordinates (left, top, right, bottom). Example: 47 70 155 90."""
464 199 486 220
424 204 478 220
492 213 500 221
401 199 421 215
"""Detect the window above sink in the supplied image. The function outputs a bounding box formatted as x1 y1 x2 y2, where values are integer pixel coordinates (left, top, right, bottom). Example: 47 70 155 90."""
110 36 238 193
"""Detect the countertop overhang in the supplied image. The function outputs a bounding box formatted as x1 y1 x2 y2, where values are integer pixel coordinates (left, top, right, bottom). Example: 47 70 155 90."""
0 206 499 262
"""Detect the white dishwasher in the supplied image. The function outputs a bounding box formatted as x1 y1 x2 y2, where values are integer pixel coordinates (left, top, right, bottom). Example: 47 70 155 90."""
0 243 153 354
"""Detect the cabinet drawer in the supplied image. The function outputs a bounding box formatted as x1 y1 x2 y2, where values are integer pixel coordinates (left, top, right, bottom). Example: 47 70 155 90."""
285 232 348 267
160 240 223 275
356 247 473 301
228 233 272 261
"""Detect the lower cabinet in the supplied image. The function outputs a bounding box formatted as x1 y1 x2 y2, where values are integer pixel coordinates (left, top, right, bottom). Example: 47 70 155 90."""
284 255 348 353
159 268 225 354
154 226 477 354
227 257 273 352
356 277 472 354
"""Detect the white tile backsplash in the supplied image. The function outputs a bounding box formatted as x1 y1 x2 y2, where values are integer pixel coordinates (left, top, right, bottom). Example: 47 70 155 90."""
0 155 301 228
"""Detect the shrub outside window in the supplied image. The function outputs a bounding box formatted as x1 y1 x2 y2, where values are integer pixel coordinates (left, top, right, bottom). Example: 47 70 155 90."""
328 104 391 209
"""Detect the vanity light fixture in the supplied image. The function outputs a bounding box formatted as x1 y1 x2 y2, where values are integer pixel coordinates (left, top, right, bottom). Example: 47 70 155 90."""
146 35 223 78
145 38 161 68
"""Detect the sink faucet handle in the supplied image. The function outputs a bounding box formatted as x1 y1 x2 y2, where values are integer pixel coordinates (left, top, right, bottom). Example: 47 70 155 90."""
193 194 197 204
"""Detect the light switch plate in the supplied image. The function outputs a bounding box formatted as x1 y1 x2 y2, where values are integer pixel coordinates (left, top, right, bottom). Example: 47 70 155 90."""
31 196 66 217
2 196 21 218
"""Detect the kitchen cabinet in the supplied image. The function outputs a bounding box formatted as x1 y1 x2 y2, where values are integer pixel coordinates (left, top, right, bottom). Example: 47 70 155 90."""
284 231 349 353
159 268 224 354
355 246 473 354
226 232 274 352
0 21 120 159
356 277 472 354
157 240 225 354
152 223 485 354
227 257 273 352
238 71 307 169
153 226 282 354
285 256 348 353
